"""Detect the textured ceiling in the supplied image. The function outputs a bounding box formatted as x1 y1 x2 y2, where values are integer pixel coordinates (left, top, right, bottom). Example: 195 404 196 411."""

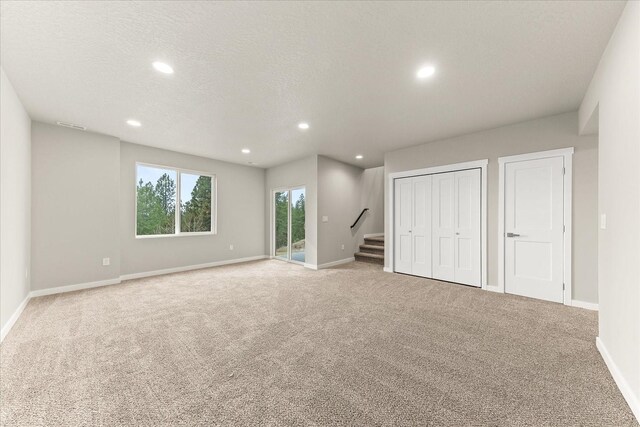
0 1 625 168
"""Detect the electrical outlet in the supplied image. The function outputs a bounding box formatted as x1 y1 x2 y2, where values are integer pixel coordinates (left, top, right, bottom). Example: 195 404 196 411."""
322 216 329 223
229 244 234 250
102 257 110 266
600 214 607 230
341 244 345 250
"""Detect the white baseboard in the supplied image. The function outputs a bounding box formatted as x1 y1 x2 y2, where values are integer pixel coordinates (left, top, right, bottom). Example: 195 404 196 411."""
571 300 599 311
1 294 31 343
304 263 318 270
596 337 640 422
364 233 384 238
30 277 122 297
383 267 393 273
317 257 355 269
120 255 269 281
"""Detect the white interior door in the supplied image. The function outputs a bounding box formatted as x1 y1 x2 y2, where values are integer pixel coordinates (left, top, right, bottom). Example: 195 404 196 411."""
394 176 432 276
411 175 432 277
394 178 413 274
453 169 481 286
504 157 564 303
432 169 481 286
432 172 455 282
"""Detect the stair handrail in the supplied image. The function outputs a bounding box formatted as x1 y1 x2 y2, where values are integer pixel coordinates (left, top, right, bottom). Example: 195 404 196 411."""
351 208 369 229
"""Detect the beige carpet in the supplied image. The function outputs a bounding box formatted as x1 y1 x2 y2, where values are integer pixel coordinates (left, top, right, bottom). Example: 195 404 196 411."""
1 260 636 426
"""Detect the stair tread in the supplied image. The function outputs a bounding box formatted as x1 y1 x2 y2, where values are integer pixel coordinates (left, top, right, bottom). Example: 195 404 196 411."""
360 244 384 251
365 236 385 242
355 252 384 259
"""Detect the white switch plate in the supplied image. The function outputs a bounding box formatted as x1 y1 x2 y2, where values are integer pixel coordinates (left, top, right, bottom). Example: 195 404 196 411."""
341 244 345 250
322 216 329 222
229 244 234 250
102 257 110 266
600 214 607 230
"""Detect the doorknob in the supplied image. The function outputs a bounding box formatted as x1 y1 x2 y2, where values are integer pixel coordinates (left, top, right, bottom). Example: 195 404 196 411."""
506 232 520 237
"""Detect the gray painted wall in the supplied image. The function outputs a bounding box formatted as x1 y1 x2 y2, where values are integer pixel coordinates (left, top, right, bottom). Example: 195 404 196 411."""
264 155 318 266
30 124 266 290
0 68 31 331
317 156 363 265
358 166 385 237
384 111 598 304
580 1 640 411
120 142 265 275
31 122 121 290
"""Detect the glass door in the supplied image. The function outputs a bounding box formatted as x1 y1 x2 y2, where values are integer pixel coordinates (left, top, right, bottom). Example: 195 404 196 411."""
273 187 305 264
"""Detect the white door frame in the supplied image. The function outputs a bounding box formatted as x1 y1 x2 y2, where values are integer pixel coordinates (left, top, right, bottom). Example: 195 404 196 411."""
498 147 573 305
387 159 488 289
271 185 306 266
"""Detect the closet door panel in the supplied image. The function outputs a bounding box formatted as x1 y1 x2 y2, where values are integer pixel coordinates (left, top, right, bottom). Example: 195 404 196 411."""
432 172 455 281
411 175 431 277
454 169 481 286
394 178 413 274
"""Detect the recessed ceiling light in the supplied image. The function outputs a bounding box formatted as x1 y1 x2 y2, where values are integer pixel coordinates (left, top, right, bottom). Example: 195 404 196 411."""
355 155 363 159
126 119 141 127
417 65 436 79
152 61 174 74
241 148 251 154
298 122 310 130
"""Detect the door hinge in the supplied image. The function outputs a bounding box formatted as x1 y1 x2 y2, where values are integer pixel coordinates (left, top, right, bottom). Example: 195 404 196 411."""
563 167 566 175
563 225 566 233
563 283 565 290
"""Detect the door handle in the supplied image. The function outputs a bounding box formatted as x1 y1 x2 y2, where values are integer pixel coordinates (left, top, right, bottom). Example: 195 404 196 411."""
506 232 520 237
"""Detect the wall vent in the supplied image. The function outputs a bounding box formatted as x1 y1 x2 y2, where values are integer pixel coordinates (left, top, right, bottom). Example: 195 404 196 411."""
56 121 86 131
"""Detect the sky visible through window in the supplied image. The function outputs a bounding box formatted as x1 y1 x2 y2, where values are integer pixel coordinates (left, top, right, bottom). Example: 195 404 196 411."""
137 166 201 202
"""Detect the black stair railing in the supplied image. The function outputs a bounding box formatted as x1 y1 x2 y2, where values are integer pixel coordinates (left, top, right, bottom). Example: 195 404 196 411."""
351 208 369 229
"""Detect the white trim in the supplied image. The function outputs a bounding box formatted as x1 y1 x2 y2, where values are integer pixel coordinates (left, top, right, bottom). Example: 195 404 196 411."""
120 255 268 280
363 233 384 238
387 159 488 289
0 295 31 342
596 337 640 422
383 267 393 273
30 278 122 297
317 257 355 269
304 263 318 270
498 147 574 304
570 300 599 311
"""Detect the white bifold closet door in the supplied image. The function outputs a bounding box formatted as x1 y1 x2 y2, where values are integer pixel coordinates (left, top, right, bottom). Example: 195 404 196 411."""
431 169 481 286
394 175 432 277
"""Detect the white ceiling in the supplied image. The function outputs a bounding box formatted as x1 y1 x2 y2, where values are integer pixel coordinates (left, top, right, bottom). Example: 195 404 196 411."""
0 1 625 168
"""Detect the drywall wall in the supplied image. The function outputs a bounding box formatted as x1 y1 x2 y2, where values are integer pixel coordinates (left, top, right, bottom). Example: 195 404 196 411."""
359 166 385 236
31 122 121 290
385 111 598 303
317 156 363 265
120 142 265 275
265 155 318 266
579 1 640 419
0 68 31 334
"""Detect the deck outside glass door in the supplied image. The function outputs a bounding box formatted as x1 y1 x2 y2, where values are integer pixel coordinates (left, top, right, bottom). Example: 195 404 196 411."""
274 187 305 264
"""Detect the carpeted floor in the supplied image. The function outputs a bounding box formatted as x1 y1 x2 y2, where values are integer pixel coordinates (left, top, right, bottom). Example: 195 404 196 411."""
1 260 636 426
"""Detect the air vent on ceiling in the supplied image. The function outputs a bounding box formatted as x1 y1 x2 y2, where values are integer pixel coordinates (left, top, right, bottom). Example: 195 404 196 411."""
56 121 86 131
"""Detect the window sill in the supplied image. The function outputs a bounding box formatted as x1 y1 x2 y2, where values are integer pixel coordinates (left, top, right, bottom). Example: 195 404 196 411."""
135 231 216 239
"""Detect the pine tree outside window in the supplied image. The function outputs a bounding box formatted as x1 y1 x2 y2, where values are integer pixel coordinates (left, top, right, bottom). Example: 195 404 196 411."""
136 163 216 237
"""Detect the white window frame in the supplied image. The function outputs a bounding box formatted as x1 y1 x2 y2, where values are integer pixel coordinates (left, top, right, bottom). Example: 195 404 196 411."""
135 162 217 238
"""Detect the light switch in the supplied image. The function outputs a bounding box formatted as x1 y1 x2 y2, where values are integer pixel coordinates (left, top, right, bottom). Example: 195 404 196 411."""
102 257 110 266
600 214 607 230
322 216 329 223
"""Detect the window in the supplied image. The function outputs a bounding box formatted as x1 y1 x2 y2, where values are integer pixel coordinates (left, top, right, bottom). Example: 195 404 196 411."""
136 163 215 237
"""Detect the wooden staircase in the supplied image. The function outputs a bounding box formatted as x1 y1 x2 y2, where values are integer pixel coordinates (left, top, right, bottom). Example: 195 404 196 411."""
355 235 384 265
